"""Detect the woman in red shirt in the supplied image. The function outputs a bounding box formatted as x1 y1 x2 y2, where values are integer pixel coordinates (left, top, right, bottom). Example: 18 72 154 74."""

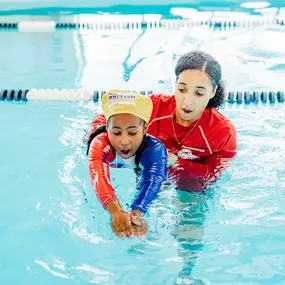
147 50 237 191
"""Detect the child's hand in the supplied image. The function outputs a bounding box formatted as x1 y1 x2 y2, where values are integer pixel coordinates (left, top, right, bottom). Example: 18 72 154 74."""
111 211 133 238
130 210 148 237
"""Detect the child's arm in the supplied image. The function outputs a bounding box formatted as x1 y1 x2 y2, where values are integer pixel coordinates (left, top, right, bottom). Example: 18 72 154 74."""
88 132 117 208
131 137 168 214
88 133 134 238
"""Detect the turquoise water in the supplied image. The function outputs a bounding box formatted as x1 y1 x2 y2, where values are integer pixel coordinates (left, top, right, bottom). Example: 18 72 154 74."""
1 13 285 285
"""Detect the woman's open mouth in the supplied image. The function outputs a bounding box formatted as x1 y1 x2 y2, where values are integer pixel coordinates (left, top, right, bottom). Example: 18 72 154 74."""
182 108 193 114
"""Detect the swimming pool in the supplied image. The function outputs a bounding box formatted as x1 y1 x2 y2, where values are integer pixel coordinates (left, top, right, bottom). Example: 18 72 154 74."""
1 2 285 285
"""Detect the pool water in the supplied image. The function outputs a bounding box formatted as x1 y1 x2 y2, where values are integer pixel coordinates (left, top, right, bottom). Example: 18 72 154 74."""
1 12 285 285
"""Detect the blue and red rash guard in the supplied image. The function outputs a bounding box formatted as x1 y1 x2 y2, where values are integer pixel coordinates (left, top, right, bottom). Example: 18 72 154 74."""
88 126 168 213
147 94 238 191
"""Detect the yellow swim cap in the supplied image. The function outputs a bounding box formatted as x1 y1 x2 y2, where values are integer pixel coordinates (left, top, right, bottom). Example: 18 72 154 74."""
102 90 153 123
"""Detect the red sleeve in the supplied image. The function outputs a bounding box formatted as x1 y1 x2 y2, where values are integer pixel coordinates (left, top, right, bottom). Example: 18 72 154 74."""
88 132 117 208
148 93 168 121
147 93 172 136
170 126 237 191
90 114 107 133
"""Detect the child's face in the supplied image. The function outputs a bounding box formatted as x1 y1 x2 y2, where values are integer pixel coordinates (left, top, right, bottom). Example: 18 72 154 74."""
107 114 147 159
174 69 217 125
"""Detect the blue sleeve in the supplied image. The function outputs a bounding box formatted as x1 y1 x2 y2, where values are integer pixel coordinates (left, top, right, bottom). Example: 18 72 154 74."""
131 135 168 213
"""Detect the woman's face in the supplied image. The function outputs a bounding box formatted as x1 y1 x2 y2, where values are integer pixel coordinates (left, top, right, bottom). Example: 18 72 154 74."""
107 114 147 159
174 69 217 126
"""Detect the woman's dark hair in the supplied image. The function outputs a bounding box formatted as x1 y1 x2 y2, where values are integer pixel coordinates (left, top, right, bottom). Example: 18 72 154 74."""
86 121 146 174
175 50 226 108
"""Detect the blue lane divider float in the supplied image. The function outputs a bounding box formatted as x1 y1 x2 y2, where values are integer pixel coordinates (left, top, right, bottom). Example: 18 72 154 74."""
0 23 18 29
0 17 284 31
0 89 284 104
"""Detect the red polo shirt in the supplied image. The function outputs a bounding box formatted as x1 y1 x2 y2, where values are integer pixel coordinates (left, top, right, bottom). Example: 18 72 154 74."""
147 93 237 191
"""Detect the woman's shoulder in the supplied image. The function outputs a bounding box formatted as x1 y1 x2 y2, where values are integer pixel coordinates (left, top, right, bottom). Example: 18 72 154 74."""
196 108 237 152
148 93 175 122
208 108 236 132
148 93 175 106
205 108 237 149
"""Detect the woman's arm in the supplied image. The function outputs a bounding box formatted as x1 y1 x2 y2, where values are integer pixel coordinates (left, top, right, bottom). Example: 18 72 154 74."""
131 137 168 213
169 130 237 191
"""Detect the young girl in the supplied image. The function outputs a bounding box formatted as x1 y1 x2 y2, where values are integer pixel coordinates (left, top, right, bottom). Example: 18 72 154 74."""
87 90 168 238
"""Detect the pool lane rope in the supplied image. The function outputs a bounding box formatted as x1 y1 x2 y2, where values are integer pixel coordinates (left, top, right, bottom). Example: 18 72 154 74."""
0 17 284 31
0 89 284 104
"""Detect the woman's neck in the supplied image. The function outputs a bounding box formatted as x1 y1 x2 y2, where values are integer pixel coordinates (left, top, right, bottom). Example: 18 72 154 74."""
175 110 201 126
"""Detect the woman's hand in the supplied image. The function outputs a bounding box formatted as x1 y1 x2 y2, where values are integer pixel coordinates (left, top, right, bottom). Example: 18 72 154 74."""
130 210 148 237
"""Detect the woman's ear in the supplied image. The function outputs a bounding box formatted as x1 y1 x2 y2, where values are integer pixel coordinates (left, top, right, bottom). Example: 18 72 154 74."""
210 84 218 99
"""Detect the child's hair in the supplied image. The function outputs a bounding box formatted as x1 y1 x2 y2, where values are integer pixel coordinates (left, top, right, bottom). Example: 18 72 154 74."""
86 125 107 156
86 120 146 172
175 50 226 108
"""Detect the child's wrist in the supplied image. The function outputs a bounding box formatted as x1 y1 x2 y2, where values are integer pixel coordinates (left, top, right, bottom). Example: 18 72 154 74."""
106 200 123 215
